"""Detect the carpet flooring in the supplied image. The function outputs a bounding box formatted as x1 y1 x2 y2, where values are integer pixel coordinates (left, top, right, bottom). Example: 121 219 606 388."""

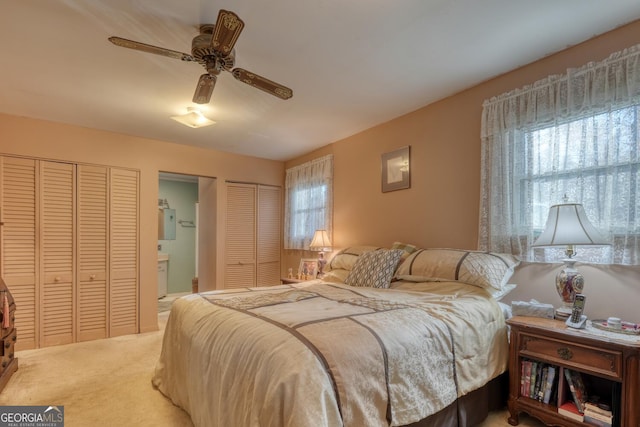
0 309 545 427
157 299 173 313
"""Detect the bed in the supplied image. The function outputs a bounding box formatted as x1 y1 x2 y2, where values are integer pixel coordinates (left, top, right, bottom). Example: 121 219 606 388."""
152 245 518 427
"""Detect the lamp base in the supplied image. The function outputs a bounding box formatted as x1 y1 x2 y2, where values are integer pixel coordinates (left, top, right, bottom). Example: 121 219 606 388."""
556 258 584 309
317 252 327 277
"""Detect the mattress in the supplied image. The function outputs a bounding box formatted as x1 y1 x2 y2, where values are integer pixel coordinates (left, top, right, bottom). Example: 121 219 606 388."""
152 280 509 427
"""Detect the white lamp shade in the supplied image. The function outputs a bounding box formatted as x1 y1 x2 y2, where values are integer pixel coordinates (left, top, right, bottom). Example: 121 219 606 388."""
533 203 609 247
309 230 332 251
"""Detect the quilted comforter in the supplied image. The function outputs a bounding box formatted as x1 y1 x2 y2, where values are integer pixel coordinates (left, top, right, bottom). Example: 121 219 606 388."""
152 281 508 427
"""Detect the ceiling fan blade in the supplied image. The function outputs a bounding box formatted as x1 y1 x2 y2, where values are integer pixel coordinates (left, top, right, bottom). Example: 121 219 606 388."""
211 10 245 56
232 68 293 100
193 74 217 104
108 36 195 62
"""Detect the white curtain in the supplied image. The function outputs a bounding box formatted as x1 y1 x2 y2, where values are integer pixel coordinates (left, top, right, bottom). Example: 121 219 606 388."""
284 155 333 250
480 44 640 265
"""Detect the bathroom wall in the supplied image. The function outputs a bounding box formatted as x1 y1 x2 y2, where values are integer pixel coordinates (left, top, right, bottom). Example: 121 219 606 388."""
158 179 198 294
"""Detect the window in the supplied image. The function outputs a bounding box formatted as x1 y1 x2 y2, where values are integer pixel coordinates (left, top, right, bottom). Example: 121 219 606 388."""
284 155 333 249
522 107 639 234
480 44 640 264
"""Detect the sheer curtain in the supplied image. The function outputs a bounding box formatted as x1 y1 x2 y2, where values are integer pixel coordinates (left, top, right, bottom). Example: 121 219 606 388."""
284 154 333 250
480 44 640 264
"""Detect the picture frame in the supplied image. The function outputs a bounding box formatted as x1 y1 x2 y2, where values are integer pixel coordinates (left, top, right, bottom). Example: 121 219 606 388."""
298 258 318 279
381 145 410 192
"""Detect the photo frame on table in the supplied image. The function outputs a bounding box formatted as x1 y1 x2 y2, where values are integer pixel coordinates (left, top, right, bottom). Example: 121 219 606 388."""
381 145 410 192
298 258 318 279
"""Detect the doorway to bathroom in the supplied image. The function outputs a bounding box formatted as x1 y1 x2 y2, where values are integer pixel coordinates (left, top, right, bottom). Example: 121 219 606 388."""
158 172 216 297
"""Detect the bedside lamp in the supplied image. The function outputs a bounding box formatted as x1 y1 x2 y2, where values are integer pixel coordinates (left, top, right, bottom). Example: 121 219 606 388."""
309 230 332 277
532 200 610 318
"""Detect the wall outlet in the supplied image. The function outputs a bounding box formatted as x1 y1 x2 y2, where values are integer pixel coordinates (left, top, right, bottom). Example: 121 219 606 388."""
158 244 162 251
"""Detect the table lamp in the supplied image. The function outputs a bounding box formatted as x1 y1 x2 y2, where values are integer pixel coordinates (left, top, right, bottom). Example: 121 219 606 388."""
532 200 610 318
309 230 332 277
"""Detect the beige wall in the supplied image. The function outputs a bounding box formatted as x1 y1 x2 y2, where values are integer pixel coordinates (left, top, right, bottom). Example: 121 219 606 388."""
0 113 284 334
284 20 640 322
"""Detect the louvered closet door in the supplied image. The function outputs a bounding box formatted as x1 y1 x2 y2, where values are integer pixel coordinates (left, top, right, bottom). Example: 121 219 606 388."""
40 161 75 347
0 157 38 350
109 168 138 337
257 185 281 286
77 165 108 341
225 183 256 288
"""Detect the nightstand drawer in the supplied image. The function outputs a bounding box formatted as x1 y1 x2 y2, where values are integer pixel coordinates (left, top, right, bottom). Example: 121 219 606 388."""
519 332 622 380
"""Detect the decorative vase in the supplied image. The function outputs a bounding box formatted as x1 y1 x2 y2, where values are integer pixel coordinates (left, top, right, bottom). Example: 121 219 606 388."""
555 258 584 317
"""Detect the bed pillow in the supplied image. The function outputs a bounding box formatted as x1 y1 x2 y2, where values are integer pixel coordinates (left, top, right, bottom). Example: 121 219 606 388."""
395 248 519 291
321 268 349 283
326 245 381 272
390 241 421 263
490 283 517 301
345 249 404 289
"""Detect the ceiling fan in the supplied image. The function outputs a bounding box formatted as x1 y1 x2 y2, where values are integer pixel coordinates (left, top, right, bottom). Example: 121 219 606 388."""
108 9 293 104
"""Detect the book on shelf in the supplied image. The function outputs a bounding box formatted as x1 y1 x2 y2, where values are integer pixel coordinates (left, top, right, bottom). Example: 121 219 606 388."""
520 361 526 396
523 360 532 397
536 365 548 401
584 402 613 418
529 361 538 398
534 363 545 401
542 365 556 404
558 401 584 422
583 409 613 427
555 367 566 407
564 368 587 413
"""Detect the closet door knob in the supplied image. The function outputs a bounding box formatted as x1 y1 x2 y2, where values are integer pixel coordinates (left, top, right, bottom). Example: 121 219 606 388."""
54 277 61 282
90 274 96 280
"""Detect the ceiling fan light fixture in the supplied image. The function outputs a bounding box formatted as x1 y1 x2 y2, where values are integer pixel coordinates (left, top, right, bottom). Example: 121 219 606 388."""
109 9 293 105
170 107 216 129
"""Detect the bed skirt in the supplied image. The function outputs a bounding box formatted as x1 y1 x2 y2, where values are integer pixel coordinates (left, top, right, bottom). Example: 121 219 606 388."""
406 371 508 427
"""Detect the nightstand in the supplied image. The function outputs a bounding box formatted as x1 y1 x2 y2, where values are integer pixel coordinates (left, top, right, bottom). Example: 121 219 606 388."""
507 316 640 426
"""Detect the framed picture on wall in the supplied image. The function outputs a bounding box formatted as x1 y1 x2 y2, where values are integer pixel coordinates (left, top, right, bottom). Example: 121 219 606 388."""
381 146 410 192
298 258 318 279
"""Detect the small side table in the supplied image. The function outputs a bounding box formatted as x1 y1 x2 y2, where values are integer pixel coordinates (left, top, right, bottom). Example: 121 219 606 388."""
506 316 640 426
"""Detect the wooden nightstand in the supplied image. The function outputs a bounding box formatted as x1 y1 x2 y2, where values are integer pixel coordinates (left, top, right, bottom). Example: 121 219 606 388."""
507 316 640 426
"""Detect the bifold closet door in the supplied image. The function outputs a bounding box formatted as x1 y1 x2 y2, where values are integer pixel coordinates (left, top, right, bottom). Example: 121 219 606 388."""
257 185 281 286
39 161 75 347
0 157 38 350
109 168 138 337
224 183 281 289
224 183 257 289
77 165 108 342
1 157 139 348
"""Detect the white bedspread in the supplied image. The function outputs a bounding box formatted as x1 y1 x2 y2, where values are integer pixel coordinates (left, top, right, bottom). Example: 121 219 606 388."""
152 281 508 427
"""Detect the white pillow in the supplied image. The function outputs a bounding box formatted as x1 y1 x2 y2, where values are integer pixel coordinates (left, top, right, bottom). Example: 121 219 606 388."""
395 248 519 291
327 246 381 271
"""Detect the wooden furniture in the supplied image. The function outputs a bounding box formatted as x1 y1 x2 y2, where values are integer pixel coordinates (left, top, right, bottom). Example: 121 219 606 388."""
224 183 281 288
0 278 18 392
280 277 307 284
507 316 640 426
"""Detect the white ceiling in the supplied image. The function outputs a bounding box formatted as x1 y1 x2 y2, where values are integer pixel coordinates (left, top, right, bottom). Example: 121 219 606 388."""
2 1 640 161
